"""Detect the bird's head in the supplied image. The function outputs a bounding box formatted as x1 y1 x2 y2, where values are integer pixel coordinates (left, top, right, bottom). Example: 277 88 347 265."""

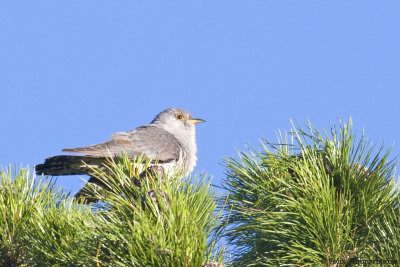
151 108 205 136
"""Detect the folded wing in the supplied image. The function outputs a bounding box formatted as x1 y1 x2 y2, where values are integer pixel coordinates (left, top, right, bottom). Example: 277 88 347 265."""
63 126 181 162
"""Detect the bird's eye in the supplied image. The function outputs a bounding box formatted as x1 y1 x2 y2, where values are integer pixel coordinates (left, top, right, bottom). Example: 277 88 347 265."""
176 114 184 120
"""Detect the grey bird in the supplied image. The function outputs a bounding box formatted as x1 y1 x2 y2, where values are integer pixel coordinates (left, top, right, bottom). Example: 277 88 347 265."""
35 108 205 200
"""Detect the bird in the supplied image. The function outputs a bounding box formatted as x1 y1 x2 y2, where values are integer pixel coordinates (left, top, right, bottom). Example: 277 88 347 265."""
35 108 205 201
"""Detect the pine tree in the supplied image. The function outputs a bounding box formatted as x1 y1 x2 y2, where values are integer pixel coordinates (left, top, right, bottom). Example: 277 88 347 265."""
0 156 225 266
222 119 400 266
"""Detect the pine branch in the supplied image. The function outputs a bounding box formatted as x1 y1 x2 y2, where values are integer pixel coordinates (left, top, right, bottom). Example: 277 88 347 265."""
0 155 225 266
222 119 400 266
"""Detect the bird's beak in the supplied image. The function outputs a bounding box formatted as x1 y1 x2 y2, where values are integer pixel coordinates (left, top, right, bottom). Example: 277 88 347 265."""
189 118 206 124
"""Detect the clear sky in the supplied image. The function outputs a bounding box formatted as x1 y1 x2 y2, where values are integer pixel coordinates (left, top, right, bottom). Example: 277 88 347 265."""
1 1 399 196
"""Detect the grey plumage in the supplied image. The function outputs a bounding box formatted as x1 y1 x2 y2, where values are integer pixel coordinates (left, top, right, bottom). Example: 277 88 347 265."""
63 126 181 162
35 108 205 200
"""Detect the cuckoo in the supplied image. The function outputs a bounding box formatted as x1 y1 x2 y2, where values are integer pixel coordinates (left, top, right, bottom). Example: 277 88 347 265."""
35 108 205 201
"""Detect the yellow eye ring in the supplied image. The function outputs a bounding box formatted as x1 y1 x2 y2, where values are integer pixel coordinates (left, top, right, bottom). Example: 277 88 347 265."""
176 114 184 120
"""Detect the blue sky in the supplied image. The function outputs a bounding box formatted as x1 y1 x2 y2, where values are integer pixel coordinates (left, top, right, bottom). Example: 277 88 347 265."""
1 1 399 196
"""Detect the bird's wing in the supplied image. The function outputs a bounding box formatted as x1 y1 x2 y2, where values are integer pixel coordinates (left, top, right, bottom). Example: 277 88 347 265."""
62 126 181 162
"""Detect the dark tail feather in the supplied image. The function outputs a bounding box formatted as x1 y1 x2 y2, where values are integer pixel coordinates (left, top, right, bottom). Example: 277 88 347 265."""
35 155 103 176
74 176 110 203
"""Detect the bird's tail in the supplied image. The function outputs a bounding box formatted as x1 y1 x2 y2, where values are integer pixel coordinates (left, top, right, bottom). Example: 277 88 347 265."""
35 155 103 176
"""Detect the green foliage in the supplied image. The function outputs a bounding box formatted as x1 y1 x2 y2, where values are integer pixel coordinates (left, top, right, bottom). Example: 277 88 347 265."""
24 200 99 266
0 156 224 266
222 119 400 266
0 166 65 266
84 156 225 266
